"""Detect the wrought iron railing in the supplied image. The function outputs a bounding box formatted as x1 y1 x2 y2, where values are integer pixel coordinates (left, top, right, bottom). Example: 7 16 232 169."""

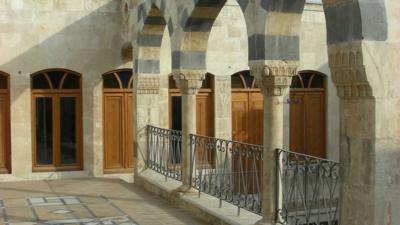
276 149 339 225
190 134 263 215
147 125 182 181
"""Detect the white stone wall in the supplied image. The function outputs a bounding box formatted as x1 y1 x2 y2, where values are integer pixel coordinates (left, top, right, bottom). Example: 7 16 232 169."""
0 0 130 181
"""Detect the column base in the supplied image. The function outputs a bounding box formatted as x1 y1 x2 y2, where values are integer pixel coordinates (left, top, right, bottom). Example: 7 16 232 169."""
172 184 197 196
254 219 279 225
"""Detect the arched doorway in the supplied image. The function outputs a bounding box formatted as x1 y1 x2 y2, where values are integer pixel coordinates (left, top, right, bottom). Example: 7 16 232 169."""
0 72 10 173
31 69 83 172
231 71 263 145
103 69 134 173
290 71 326 158
169 73 214 137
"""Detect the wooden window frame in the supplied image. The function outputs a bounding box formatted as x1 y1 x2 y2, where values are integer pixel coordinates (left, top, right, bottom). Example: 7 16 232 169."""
31 69 83 172
0 72 11 174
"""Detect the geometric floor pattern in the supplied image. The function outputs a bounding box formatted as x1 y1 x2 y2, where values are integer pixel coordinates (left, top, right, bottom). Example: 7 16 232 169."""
0 178 207 225
1 195 138 225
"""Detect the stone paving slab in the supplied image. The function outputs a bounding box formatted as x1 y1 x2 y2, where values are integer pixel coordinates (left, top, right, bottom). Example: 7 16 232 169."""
0 178 207 225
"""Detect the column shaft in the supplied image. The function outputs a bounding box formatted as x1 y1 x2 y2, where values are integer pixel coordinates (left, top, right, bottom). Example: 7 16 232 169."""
181 94 197 188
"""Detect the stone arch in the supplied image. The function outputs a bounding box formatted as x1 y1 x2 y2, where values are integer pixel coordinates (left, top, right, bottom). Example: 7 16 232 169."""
136 3 171 76
174 0 232 73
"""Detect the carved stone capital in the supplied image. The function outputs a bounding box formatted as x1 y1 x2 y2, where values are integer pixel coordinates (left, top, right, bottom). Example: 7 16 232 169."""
328 45 373 99
172 71 205 95
250 61 299 96
135 76 160 94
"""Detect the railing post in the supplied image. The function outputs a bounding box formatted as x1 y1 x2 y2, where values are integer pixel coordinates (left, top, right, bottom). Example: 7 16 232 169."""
251 61 298 225
173 72 204 192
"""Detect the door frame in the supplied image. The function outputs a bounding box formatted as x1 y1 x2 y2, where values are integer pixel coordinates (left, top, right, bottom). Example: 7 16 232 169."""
289 71 327 158
0 72 11 174
102 69 134 173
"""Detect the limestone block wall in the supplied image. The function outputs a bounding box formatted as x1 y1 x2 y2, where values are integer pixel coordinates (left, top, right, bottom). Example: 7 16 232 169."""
0 0 130 181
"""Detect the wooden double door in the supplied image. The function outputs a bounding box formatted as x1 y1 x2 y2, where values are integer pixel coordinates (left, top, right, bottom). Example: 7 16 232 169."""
0 73 10 173
290 72 326 157
231 71 326 158
103 70 134 173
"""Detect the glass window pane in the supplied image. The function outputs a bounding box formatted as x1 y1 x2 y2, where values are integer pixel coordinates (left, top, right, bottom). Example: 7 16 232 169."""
36 97 53 165
310 74 324 88
118 71 132 89
242 71 254 88
291 75 303 88
60 97 77 165
169 76 177 89
32 74 51 89
103 74 120 89
47 71 65 89
62 74 80 89
201 74 212 89
231 75 244 88
171 96 182 131
0 75 7 89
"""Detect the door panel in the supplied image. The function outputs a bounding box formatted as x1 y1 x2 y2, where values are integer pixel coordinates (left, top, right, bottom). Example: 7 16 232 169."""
305 92 325 158
290 91 326 157
290 93 306 154
0 94 10 172
249 93 263 145
196 93 213 136
232 92 249 143
104 94 124 170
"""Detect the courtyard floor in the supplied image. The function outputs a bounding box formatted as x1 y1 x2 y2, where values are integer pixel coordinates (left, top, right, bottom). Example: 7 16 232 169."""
0 178 207 225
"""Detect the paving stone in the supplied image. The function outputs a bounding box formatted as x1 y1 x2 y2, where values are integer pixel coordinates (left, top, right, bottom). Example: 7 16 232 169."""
0 179 207 225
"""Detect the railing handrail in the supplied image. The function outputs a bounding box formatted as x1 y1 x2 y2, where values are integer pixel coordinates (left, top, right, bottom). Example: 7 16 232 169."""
190 133 264 149
147 125 182 135
276 148 340 164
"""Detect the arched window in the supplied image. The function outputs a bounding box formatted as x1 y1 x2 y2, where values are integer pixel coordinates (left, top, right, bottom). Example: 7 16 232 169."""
0 72 11 173
31 69 82 171
291 71 325 89
231 70 257 89
103 69 133 90
102 69 134 173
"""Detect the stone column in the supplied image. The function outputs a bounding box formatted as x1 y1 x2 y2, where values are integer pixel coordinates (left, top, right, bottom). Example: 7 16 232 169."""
251 61 298 225
173 72 204 192
133 75 160 176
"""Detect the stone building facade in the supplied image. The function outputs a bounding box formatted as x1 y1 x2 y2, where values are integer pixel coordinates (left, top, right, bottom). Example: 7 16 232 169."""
0 0 399 225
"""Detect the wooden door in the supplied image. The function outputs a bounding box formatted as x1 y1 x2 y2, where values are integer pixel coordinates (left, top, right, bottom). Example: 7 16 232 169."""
104 93 125 170
248 92 263 145
0 92 10 173
290 71 326 158
103 70 134 173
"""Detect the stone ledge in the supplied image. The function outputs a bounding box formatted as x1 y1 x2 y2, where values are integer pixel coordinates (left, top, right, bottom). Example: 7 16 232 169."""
135 169 261 225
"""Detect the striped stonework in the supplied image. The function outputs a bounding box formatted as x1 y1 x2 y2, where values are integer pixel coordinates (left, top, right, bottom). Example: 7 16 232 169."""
137 4 167 75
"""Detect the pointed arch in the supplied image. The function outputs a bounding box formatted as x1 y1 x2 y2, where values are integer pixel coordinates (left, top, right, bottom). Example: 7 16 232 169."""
174 0 230 72
136 3 170 76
